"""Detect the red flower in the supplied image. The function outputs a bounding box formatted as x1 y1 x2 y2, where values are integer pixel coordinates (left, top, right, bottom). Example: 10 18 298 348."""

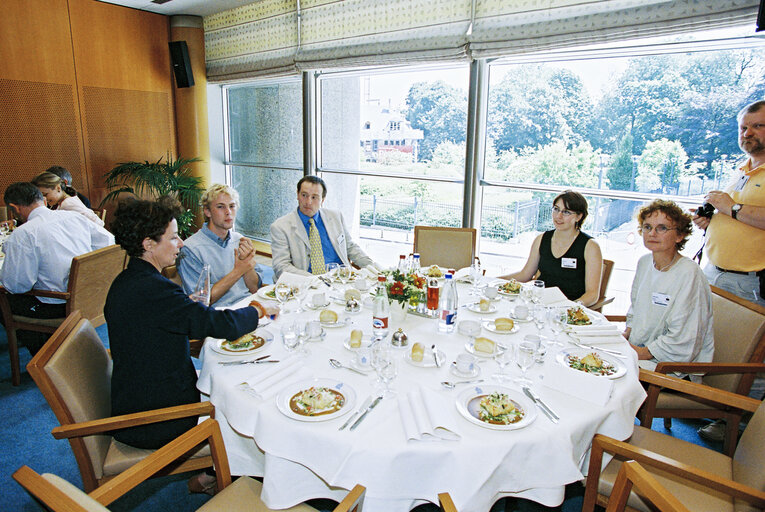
412 276 426 289
390 281 405 296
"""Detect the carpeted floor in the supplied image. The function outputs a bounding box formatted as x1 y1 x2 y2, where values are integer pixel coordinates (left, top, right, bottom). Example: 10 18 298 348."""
0 324 724 511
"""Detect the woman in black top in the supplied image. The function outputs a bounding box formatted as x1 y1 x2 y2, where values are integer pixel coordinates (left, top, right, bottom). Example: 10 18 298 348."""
500 190 603 306
105 198 276 449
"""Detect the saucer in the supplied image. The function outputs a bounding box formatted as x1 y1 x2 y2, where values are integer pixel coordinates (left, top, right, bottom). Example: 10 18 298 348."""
307 329 326 342
348 358 374 374
306 301 331 310
450 361 480 378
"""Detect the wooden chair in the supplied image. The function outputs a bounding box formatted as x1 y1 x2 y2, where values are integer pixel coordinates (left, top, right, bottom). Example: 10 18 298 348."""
605 461 690 512
26 311 213 493
92 208 107 223
13 418 368 511
583 368 765 512
636 286 765 456
590 258 615 313
0 243 126 385
161 264 183 286
438 492 458 511
413 226 476 270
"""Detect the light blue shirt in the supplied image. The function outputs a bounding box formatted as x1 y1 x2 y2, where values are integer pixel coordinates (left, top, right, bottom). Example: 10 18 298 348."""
0 207 114 303
296 208 341 272
177 223 263 307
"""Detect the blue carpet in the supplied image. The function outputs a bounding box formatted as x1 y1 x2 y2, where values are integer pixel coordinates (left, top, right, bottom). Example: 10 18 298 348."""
0 323 723 511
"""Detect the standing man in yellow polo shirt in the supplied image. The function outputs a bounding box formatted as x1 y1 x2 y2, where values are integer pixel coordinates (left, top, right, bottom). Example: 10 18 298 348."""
694 100 765 307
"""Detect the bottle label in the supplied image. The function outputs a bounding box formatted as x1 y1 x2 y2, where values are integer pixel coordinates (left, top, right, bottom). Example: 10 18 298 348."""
372 317 389 329
440 310 456 325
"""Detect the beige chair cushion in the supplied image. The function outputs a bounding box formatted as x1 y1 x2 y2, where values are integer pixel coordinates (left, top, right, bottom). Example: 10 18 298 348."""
12 315 65 328
732 400 765 512
655 391 720 412
42 473 110 512
598 426 734 512
196 476 319 512
103 439 210 476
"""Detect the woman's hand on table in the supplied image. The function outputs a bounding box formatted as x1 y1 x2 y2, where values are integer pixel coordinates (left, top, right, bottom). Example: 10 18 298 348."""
262 304 280 320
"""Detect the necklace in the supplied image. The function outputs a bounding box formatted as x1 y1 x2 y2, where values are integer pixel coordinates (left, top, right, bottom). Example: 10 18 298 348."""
653 253 679 272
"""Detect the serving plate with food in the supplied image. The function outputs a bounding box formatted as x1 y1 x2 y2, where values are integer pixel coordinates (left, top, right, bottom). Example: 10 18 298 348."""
276 379 356 422
496 279 522 297
211 328 274 356
456 386 536 430
482 318 519 335
566 306 592 326
464 337 503 358
424 265 446 279
256 285 277 301
556 348 626 379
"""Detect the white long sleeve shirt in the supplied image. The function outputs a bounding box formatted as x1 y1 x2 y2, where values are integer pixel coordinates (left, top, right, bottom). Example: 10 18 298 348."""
0 206 114 303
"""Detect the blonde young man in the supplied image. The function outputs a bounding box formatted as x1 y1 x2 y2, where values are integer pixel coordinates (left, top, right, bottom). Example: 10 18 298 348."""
177 184 262 307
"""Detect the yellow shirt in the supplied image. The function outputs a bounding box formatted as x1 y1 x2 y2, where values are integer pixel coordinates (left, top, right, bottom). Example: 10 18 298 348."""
705 160 765 271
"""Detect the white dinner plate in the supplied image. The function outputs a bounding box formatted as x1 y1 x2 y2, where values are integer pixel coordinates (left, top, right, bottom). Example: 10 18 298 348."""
455 385 537 431
482 320 520 335
556 347 626 379
467 303 498 314
211 328 274 356
404 349 446 368
256 285 277 301
276 378 356 422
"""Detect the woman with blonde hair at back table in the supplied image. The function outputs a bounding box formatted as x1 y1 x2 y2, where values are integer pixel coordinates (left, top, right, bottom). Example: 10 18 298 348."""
499 190 603 306
624 199 714 380
31 171 104 227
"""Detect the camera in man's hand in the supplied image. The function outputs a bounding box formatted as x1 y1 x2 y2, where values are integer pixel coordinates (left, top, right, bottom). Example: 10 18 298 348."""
696 203 715 219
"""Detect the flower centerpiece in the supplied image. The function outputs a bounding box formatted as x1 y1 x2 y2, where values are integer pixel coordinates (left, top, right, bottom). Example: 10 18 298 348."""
383 270 426 307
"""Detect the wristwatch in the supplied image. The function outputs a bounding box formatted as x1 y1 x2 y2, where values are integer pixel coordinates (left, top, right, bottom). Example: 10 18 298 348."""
731 203 743 220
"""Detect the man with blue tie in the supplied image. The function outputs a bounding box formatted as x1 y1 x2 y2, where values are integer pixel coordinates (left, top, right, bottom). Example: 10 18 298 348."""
270 176 376 280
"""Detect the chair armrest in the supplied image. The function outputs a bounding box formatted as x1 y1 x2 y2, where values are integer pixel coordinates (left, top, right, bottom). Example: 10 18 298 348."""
591 434 765 508
638 369 762 413
438 492 459 512
589 297 614 311
0 285 70 301
88 418 231 506
654 362 765 376
51 401 214 439
335 484 367 512
604 315 626 322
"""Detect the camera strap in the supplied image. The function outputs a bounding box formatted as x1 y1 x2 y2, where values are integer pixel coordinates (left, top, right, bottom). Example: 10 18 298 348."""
693 232 705 265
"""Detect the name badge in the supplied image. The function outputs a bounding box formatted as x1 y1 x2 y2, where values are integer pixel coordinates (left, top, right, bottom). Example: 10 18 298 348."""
651 292 671 307
561 258 577 269
337 233 346 245
733 175 750 192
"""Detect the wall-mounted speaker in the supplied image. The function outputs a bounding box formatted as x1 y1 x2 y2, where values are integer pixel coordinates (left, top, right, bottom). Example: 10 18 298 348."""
169 41 194 88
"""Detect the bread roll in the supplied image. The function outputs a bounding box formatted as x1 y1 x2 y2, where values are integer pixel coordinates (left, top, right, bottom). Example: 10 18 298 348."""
479 298 491 312
319 309 338 324
349 329 363 348
344 289 362 301
493 317 514 331
473 337 496 354
411 342 424 362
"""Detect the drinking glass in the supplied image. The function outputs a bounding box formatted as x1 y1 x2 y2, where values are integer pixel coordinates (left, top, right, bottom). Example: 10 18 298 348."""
469 259 482 296
294 319 310 355
325 262 339 283
514 341 535 386
336 264 351 287
520 283 534 304
292 284 308 314
532 280 545 304
281 323 299 353
532 304 546 336
492 344 514 383
548 307 567 346
274 282 292 306
377 358 398 398
371 342 390 387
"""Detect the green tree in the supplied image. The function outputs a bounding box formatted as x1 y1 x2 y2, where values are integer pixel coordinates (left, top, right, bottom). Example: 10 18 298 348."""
635 139 690 193
500 141 601 188
405 81 467 161
608 132 635 191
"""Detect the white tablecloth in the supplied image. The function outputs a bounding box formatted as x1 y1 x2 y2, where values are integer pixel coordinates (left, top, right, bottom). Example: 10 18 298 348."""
198 284 646 512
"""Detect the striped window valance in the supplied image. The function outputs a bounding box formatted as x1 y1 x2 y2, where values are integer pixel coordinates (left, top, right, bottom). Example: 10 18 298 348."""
203 0 760 82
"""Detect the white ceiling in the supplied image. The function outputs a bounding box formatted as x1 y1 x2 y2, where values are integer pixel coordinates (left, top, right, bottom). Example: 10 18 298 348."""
95 0 253 17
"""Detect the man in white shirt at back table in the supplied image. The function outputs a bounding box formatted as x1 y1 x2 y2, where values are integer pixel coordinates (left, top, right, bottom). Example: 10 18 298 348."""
0 182 114 354
177 184 263 307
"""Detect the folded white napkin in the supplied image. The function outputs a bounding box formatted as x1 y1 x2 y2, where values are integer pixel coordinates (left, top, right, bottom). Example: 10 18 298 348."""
398 386 461 442
241 357 310 401
539 287 568 305
541 363 614 406
277 272 319 289
570 333 626 345
566 324 619 334
453 267 472 283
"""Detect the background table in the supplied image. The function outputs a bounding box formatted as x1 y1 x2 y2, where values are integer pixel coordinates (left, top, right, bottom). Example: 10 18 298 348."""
197 283 646 512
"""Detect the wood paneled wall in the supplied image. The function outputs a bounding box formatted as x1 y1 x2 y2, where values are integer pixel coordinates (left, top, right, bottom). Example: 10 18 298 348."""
0 0 177 210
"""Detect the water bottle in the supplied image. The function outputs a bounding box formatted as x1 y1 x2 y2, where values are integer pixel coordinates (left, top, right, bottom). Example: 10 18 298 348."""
372 275 390 340
191 263 211 306
411 253 421 275
397 254 408 273
438 273 458 333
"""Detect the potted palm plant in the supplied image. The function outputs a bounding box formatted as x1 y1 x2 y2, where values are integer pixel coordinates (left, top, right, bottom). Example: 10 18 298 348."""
101 155 203 238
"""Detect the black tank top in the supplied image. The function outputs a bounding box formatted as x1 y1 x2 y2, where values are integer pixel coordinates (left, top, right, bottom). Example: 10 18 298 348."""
537 230 591 301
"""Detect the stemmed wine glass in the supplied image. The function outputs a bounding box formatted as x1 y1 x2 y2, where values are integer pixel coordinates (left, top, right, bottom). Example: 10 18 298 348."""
274 282 292 307
493 344 514 382
293 319 310 355
514 341 535 386
336 264 351 288
469 258 482 296
532 304 546 336
292 284 308 314
281 323 299 353
548 307 567 346
377 358 398 398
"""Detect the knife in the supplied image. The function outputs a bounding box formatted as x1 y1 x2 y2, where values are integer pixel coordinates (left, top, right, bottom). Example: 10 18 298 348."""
523 386 559 424
218 354 271 365
432 344 442 367
339 395 374 430
349 396 382 430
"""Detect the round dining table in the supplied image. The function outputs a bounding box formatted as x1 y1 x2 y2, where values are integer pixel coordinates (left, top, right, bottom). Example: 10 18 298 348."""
197 281 646 512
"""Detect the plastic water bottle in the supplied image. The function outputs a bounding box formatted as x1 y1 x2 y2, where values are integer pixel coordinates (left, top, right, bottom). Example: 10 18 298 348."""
438 273 458 333
411 253 421 275
372 275 390 340
191 263 211 306
397 254 408 273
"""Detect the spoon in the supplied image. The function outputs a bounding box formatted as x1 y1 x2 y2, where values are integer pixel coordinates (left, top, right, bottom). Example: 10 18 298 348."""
329 358 367 376
440 379 484 389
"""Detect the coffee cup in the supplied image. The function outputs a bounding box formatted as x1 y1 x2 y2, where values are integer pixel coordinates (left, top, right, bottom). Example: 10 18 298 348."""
456 353 476 374
484 287 499 300
355 347 371 369
514 304 529 319
307 320 323 339
353 278 370 293
311 292 327 307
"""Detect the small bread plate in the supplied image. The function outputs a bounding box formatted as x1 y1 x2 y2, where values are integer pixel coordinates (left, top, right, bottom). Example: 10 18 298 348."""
256 285 277 301
466 303 498 314
556 347 626 379
211 329 274 356
510 313 532 323
450 362 481 378
320 317 349 328
404 349 446 368
343 333 374 351
464 340 502 358
456 385 536 431
276 378 356 422
348 359 374 374
306 299 332 310
482 320 519 335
